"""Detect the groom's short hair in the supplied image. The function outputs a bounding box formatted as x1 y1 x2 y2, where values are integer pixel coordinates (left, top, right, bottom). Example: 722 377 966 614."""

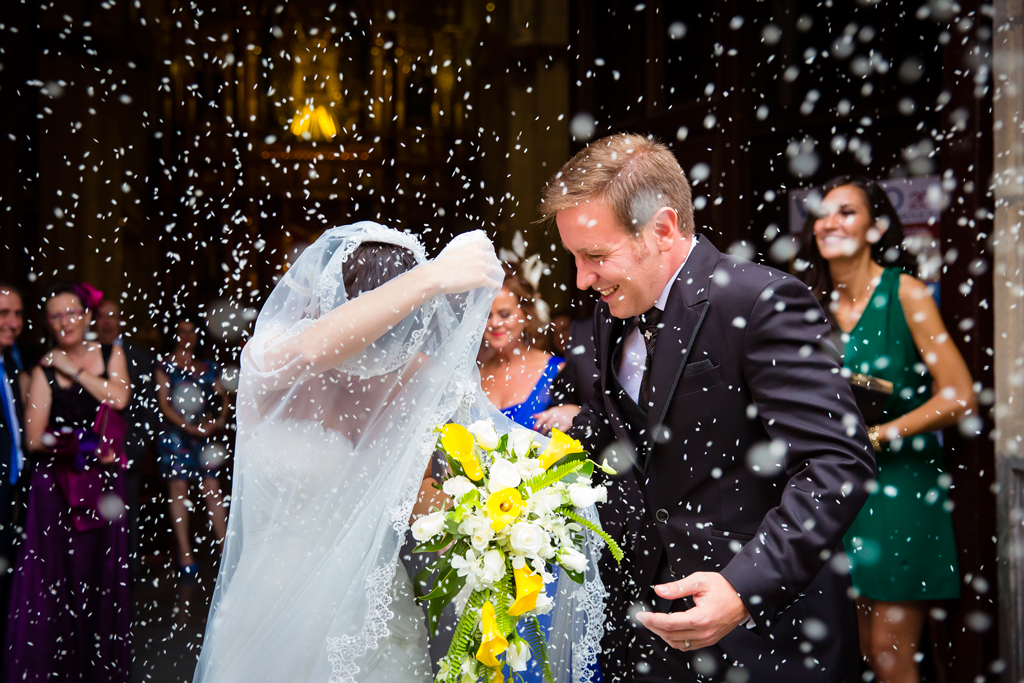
538 133 694 237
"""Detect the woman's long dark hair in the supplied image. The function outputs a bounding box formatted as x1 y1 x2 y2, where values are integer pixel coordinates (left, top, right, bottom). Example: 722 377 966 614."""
794 175 917 307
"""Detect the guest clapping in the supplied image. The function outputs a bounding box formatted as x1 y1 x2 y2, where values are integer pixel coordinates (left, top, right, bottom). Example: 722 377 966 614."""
155 317 228 579
796 176 977 683
6 282 132 681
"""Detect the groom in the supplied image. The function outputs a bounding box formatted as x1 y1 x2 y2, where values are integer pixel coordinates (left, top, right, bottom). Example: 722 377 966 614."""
544 134 874 682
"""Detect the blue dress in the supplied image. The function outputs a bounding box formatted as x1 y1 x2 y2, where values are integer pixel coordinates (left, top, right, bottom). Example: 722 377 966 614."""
500 356 602 683
500 357 563 430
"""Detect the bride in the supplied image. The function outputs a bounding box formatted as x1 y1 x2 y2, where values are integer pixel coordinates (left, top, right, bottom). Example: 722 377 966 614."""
193 223 607 683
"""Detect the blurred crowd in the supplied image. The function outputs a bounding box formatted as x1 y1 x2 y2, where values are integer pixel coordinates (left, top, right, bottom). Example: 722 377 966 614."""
0 281 233 679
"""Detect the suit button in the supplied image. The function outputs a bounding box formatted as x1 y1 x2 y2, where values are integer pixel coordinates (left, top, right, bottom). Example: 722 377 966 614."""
655 509 669 523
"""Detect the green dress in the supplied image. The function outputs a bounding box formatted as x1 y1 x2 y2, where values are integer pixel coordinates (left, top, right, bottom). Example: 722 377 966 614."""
840 267 961 601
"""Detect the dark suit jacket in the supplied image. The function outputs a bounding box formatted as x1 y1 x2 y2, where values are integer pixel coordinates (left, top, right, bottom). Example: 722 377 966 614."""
0 350 26 559
105 339 158 469
569 236 874 682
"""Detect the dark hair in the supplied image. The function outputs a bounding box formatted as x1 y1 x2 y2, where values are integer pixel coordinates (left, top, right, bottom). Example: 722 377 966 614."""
500 264 550 351
794 176 916 307
0 282 22 299
343 242 417 299
43 282 84 309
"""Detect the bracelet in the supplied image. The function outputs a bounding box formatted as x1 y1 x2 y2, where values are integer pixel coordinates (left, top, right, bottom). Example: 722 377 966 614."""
72 368 85 384
867 425 882 452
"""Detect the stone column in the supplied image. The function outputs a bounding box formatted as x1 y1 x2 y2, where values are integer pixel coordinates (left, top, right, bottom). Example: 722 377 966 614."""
993 1 1024 679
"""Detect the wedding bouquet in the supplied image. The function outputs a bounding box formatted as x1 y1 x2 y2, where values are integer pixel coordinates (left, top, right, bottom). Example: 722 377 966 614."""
412 422 622 683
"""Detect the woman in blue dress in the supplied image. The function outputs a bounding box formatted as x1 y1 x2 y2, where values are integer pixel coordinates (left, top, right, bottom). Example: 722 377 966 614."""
479 265 563 429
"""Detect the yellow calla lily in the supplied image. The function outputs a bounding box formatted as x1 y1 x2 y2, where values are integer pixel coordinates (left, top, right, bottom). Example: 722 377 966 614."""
489 667 504 683
485 488 525 532
507 564 544 616
441 423 483 481
538 429 584 470
475 600 508 668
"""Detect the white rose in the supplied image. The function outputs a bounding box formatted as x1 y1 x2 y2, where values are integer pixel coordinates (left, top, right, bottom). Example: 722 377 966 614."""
506 640 531 672
568 482 601 509
558 547 588 574
468 420 500 451
508 430 535 458
479 549 506 586
469 522 495 551
411 510 447 542
442 476 477 500
508 522 548 557
488 458 522 492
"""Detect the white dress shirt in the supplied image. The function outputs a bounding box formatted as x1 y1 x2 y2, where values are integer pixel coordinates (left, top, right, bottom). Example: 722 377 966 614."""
616 236 697 403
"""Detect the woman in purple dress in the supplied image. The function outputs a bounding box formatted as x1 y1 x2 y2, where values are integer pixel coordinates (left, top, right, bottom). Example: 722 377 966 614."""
5 283 132 682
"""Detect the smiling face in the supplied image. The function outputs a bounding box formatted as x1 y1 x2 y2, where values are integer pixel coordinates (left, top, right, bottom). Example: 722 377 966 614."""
485 288 528 351
813 184 885 262
45 293 90 349
0 290 23 351
556 198 673 319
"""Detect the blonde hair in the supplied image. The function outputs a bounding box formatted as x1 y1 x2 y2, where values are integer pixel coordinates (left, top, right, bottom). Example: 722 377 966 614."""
538 133 694 236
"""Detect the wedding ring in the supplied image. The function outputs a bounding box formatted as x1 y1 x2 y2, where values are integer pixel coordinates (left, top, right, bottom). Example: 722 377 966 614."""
684 639 691 649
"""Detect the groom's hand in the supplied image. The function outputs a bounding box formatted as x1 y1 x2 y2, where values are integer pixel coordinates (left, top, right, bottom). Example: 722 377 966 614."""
636 572 750 651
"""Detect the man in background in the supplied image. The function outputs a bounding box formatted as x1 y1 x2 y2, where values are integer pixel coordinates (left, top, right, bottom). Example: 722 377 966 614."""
0 283 27 654
97 299 158 577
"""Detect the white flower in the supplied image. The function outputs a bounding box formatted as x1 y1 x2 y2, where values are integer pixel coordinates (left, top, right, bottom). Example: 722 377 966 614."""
529 488 563 516
508 430 535 458
508 522 548 557
411 510 447 542
468 420 500 450
533 591 554 615
458 512 492 548
506 640 532 672
568 482 607 509
469 522 495 551
452 547 505 590
558 547 588 574
442 475 477 500
480 548 506 586
515 457 544 481
488 457 522 492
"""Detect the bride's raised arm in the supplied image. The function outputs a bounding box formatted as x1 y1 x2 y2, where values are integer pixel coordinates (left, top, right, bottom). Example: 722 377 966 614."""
248 238 502 389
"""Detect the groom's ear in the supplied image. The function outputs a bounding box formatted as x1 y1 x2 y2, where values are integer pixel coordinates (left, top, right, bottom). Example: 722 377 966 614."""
650 207 679 250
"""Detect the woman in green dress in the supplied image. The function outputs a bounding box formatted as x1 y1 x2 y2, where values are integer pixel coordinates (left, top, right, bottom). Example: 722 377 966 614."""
795 177 977 683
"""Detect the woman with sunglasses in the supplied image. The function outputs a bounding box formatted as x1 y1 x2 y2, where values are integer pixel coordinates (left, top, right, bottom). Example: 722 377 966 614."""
4 282 132 681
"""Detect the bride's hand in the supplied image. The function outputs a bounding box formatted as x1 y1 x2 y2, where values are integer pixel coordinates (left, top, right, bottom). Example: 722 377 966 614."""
427 239 503 294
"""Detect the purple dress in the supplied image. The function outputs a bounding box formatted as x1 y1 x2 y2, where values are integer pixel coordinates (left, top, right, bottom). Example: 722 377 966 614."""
4 354 131 682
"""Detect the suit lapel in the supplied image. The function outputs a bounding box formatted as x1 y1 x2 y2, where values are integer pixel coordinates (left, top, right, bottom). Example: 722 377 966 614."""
642 237 721 469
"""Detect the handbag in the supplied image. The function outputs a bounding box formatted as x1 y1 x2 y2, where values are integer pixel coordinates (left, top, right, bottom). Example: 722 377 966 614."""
93 403 128 469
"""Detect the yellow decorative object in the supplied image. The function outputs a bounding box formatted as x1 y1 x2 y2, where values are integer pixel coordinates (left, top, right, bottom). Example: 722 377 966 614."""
538 429 584 470
441 424 483 481
475 601 508 668
289 104 338 140
489 667 504 683
485 488 525 532
507 565 544 616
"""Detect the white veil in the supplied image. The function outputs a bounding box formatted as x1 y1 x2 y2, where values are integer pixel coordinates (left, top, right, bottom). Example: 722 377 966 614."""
193 222 607 683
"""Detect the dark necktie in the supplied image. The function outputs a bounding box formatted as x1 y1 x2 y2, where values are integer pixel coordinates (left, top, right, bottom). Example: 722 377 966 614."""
637 306 662 411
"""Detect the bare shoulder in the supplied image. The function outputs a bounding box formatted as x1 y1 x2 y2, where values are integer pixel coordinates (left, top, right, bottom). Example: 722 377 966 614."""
896 273 937 312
